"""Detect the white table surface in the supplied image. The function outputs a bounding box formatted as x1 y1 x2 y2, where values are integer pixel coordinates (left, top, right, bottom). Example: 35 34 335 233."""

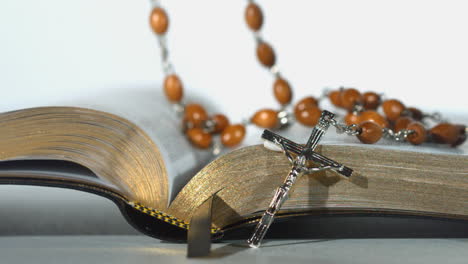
1 236 466 264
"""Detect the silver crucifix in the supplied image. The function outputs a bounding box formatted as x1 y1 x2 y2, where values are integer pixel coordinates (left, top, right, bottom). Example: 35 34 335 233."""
247 110 354 248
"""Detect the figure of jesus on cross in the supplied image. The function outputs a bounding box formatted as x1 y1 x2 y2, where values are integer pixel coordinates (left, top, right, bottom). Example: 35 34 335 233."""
247 110 354 248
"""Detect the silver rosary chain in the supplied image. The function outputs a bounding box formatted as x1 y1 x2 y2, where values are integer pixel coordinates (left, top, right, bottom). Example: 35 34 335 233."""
382 128 415 141
157 36 174 75
330 117 416 142
330 119 361 136
151 0 174 76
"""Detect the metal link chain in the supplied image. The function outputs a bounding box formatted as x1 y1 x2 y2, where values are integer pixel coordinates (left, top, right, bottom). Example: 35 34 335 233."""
157 36 174 75
382 128 414 142
330 119 361 136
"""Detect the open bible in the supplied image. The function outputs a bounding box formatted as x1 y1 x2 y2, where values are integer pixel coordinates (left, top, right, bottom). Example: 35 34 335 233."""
1 92 467 242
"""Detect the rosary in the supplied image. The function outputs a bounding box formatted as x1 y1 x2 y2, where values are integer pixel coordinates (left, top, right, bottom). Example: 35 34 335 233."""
148 1 467 247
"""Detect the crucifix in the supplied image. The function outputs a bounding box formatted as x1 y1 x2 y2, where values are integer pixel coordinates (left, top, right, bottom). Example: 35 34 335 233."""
247 110 354 248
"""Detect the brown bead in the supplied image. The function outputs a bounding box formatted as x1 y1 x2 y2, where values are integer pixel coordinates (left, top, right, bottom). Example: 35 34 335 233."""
256 42 276 67
245 3 263 31
273 78 293 105
221 124 246 147
186 128 212 149
328 90 343 107
430 123 460 145
294 96 318 116
340 88 362 110
344 112 361 125
357 121 383 144
184 104 208 127
359 110 389 128
362 92 381 110
453 125 467 147
212 114 229 133
251 109 278 128
163 74 183 102
382 99 405 121
295 106 321 127
406 107 424 121
394 116 412 132
149 8 169 35
406 122 427 145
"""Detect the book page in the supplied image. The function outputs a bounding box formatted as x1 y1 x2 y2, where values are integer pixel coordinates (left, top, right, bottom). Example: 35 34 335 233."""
1 87 215 202
69 88 218 202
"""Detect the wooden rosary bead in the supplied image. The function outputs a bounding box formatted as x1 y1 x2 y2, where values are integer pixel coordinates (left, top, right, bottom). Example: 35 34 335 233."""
382 99 405 121
184 104 208 127
406 107 424 121
251 109 278 128
273 78 293 105
256 42 276 67
295 106 321 127
328 90 343 107
359 110 389 128
245 3 263 31
186 128 212 149
294 96 318 115
150 7 169 35
430 123 461 145
362 91 381 110
344 112 361 125
453 125 467 147
221 124 246 147
406 122 427 145
340 88 362 111
394 116 412 132
357 121 383 144
212 114 229 133
163 74 183 102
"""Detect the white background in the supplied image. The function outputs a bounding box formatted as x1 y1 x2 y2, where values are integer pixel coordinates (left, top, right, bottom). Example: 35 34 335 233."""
1 0 467 119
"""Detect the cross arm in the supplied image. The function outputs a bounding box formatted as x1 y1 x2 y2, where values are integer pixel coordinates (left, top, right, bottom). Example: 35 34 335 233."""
261 130 353 177
261 129 304 154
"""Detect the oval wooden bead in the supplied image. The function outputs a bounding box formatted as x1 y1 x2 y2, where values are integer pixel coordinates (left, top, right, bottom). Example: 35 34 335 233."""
344 112 361 125
295 106 321 127
245 3 263 31
406 122 427 145
212 114 229 133
359 110 389 128
328 90 343 107
363 91 381 110
251 109 278 128
453 125 467 147
406 107 423 121
382 99 405 121
394 116 412 132
184 104 208 127
294 96 318 115
340 88 362 110
221 124 246 147
186 128 212 149
430 123 460 145
149 7 169 35
256 42 276 67
163 74 183 102
273 78 292 105
357 121 383 144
